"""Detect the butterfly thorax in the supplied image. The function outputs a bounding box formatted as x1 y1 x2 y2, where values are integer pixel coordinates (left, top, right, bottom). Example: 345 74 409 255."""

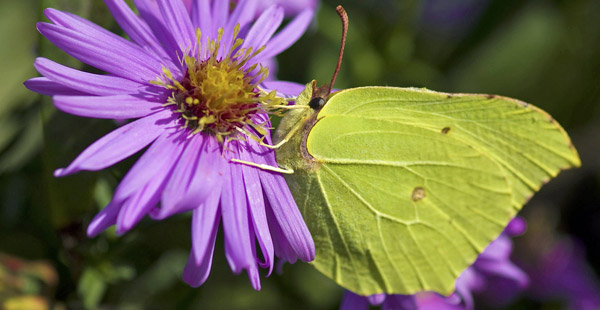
274 81 321 172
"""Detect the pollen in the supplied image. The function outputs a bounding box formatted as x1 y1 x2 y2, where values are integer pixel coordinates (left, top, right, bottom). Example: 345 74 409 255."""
153 25 287 143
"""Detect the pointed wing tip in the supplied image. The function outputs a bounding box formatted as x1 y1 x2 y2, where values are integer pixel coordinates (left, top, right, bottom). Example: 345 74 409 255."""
568 146 582 168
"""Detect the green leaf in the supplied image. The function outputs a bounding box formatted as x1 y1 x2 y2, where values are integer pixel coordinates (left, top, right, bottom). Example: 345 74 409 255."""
0 0 37 113
93 177 114 210
0 110 43 173
274 83 579 296
78 268 107 309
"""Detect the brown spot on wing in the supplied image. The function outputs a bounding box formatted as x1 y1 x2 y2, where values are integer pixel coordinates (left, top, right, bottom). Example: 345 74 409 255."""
412 187 426 202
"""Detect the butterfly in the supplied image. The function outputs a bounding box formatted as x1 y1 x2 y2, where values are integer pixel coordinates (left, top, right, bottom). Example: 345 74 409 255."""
269 5 580 296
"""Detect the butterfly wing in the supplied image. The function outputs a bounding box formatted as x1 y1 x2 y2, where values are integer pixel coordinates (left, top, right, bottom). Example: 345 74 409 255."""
319 87 580 209
277 86 579 296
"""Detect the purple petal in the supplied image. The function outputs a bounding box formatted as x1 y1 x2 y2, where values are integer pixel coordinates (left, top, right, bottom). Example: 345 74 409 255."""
454 268 479 310
383 295 418 310
505 216 526 236
256 155 315 262
241 5 284 52
242 117 314 262
260 80 305 98
211 0 229 33
183 191 221 287
54 110 172 177
260 57 278 81
183 252 214 287
182 0 192 11
258 9 313 61
104 0 172 61
475 258 529 288
480 234 512 261
191 0 212 37
190 183 222 265
340 291 369 310
238 140 274 274
265 200 298 263
154 133 221 219
37 22 162 83
88 133 185 237
132 0 172 53
115 170 167 234
368 294 385 306
254 0 317 17
247 265 261 291
44 8 121 41
94 131 187 234
156 0 195 54
34 58 145 95
528 238 600 309
225 0 257 40
52 94 164 119
24 77 88 96
43 7 169 71
183 226 218 287
87 200 121 237
221 154 260 289
478 261 529 305
111 127 185 203
416 293 463 310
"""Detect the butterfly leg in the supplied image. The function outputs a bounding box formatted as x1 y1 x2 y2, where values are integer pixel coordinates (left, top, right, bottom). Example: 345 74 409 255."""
256 86 310 110
257 138 288 150
267 104 309 110
235 126 295 150
230 159 294 174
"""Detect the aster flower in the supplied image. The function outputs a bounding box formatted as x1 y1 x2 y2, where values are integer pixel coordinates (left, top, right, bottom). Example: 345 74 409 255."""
340 217 528 310
24 0 315 290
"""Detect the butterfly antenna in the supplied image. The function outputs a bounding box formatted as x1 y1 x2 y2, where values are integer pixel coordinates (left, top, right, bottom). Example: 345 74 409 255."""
327 5 348 95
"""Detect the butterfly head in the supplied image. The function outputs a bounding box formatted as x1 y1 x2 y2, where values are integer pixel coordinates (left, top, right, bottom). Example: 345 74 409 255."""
309 97 326 110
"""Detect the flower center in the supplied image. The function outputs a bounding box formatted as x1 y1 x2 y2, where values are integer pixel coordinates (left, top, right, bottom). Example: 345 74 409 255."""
153 26 286 143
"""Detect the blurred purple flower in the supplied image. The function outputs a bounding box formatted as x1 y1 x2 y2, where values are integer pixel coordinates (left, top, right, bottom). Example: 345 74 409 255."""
340 217 528 310
340 291 417 310
527 238 600 310
24 0 315 290
421 0 489 40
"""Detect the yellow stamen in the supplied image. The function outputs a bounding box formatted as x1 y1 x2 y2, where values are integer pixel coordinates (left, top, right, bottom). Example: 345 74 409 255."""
151 24 291 145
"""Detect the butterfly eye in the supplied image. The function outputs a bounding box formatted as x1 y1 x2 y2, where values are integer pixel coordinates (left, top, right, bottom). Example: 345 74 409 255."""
309 97 326 110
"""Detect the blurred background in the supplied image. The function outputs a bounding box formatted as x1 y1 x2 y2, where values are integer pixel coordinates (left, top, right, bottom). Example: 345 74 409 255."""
1 0 599 309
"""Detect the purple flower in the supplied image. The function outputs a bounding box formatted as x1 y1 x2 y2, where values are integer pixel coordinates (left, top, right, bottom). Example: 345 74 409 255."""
526 237 600 310
24 0 315 290
340 291 417 310
340 217 529 310
421 0 489 38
